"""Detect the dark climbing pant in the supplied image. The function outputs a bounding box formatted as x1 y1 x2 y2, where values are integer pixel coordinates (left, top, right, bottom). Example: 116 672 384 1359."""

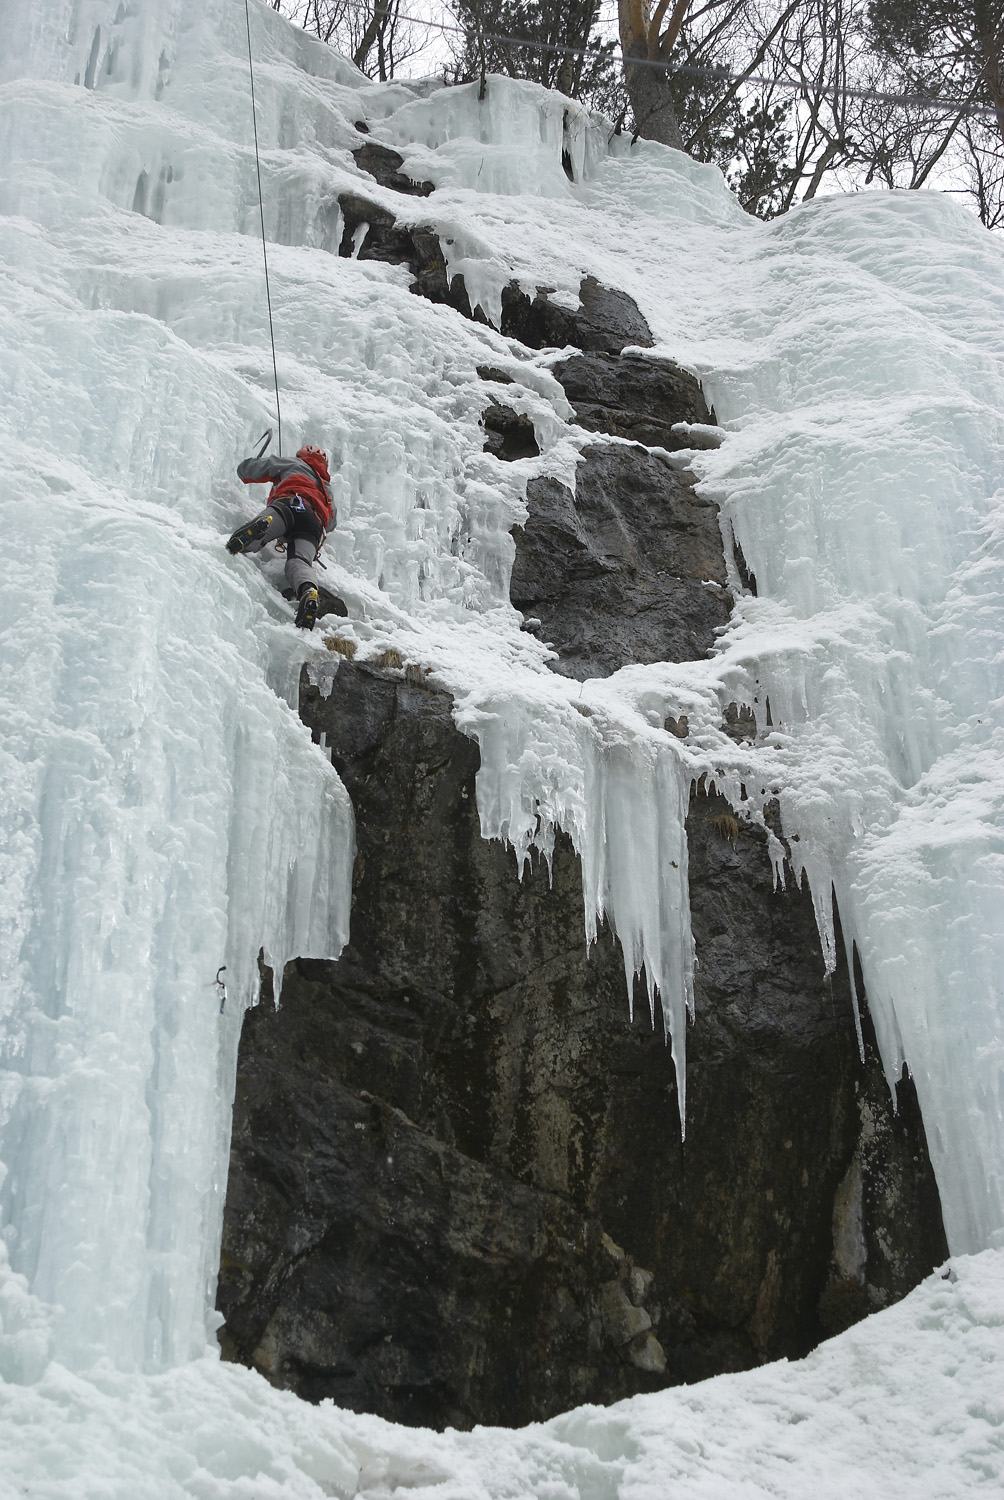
242 496 324 596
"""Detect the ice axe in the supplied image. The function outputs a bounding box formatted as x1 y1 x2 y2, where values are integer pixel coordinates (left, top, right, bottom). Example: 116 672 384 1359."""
253 427 273 460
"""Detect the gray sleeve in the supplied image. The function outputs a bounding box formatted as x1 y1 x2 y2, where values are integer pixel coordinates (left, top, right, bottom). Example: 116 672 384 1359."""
236 455 299 484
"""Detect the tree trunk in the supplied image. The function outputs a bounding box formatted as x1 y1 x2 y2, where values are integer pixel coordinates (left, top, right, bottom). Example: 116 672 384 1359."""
975 12 1004 148
622 35 684 147
618 1 687 150
352 2 386 74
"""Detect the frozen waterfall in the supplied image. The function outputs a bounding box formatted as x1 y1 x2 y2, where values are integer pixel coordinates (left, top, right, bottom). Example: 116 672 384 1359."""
0 0 1003 1492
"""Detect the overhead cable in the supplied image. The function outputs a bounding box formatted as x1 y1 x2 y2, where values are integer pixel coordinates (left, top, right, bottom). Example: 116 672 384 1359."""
326 1 1002 122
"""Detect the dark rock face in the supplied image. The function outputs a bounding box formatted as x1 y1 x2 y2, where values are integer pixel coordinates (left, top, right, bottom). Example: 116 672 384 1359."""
333 192 652 357
217 665 947 1428
219 667 679 1428
554 351 716 449
482 400 540 461
477 364 514 384
336 192 482 320
498 275 653 353
217 272 946 1431
352 140 434 197
336 193 422 265
485 276 737 677
510 451 731 679
511 348 729 680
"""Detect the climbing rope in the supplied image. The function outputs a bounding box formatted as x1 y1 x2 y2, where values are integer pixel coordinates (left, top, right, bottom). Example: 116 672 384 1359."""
244 0 283 455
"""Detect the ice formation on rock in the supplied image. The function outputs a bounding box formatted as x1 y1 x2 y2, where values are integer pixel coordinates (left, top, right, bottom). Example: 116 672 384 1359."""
0 0 1003 1489
0 0 365 1375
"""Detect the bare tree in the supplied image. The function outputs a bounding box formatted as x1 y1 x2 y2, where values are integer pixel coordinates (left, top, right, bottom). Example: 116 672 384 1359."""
616 0 692 148
964 116 1004 227
664 0 1004 221
444 3 618 107
665 0 804 215
271 0 1004 226
271 0 425 80
272 0 350 45
869 0 1004 226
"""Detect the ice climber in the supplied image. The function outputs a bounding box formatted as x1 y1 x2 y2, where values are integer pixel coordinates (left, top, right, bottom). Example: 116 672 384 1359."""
226 443 335 630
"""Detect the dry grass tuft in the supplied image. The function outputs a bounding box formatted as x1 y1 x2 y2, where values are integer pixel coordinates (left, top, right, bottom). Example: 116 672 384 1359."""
710 812 740 843
323 636 357 659
370 647 404 671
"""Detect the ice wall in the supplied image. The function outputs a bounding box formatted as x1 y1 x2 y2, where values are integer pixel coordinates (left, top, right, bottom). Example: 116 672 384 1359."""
687 198 1004 1252
0 0 368 1375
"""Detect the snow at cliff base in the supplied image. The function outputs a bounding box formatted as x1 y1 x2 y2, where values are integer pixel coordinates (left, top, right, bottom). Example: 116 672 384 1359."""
0 0 1003 1494
0 1247 1000 1499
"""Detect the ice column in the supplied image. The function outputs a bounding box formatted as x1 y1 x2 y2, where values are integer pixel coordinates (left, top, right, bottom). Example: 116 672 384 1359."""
0 0 356 1374
459 685 695 1118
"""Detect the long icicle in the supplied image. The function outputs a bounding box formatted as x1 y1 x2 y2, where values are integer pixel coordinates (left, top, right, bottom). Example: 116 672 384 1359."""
244 0 282 455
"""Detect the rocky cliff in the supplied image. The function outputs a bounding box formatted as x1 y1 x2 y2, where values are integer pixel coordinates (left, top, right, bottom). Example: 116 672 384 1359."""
216 230 946 1429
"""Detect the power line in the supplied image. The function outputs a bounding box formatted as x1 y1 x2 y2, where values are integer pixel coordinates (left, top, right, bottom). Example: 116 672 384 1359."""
319 1 1002 122
245 0 283 456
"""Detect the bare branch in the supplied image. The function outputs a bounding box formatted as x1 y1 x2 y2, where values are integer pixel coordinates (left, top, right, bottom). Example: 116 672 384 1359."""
654 0 692 60
684 0 802 152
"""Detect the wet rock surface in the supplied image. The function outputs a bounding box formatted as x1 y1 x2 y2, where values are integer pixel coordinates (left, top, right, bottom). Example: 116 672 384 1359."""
217 277 946 1430
510 450 731 679
217 664 946 1429
481 400 540 461
554 350 715 450
352 140 433 197
334 190 653 356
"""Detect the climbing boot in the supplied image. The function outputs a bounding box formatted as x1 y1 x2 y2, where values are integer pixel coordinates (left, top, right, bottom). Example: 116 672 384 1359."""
226 514 273 555
294 583 319 631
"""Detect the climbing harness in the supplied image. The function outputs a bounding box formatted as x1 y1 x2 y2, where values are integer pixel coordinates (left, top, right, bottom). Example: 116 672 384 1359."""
215 965 228 1014
244 0 282 455
273 493 327 562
